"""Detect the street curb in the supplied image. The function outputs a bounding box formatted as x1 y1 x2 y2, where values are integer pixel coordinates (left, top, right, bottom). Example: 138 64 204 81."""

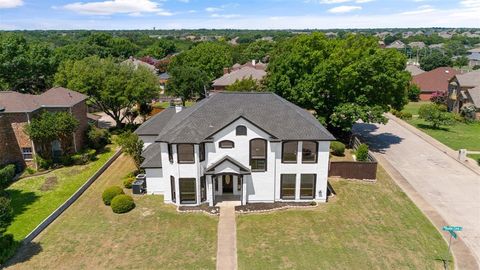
386 113 480 176
373 153 479 270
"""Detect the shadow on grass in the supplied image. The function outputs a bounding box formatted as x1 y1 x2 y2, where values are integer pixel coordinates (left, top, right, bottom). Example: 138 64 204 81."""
416 123 451 132
5 189 40 220
2 241 43 268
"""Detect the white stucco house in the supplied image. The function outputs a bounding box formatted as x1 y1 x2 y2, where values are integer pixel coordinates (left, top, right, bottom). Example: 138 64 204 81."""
135 92 335 206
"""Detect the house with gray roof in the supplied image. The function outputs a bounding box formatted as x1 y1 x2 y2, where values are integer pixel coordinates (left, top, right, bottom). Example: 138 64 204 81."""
467 48 480 67
135 92 335 206
386 40 406 50
448 70 480 119
212 61 267 91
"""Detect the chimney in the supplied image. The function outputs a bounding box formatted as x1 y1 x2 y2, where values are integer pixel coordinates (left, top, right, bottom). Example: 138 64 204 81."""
252 59 256 66
175 105 183 113
223 67 229 75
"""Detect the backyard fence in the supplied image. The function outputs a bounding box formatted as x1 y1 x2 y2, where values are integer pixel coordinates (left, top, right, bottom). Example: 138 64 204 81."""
328 136 377 180
22 149 122 244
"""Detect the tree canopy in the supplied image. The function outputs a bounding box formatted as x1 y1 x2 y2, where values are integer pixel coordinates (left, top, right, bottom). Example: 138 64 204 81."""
266 33 410 132
167 66 209 104
226 77 264 92
139 39 176 59
419 50 453 71
54 56 159 127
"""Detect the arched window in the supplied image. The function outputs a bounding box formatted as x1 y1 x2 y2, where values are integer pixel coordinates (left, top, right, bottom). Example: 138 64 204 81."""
219 140 235 148
282 141 298 163
250 138 267 171
302 141 318 163
236 125 247 136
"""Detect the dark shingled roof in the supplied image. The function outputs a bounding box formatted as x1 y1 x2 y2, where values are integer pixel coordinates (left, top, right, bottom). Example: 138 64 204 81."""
141 143 162 168
136 92 335 144
135 107 176 136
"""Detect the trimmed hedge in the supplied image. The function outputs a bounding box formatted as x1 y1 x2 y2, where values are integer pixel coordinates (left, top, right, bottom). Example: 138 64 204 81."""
0 164 16 189
356 144 369 162
111 194 135 214
102 186 124 206
123 177 135 189
330 141 345 156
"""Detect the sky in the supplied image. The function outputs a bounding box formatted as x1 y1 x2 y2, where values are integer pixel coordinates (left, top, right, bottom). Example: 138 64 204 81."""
0 0 479 30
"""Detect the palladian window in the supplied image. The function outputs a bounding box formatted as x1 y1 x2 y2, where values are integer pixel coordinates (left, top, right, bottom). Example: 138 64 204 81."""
250 139 267 171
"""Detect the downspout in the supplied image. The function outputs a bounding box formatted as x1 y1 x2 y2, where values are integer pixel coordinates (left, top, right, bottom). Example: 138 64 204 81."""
26 112 38 171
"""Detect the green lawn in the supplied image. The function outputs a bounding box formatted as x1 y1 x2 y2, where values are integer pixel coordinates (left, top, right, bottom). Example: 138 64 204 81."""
6 154 217 270
237 166 451 269
401 101 431 116
153 100 196 109
5 147 116 241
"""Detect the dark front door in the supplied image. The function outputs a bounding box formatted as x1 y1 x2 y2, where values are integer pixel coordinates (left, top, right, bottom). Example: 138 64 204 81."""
222 175 233 194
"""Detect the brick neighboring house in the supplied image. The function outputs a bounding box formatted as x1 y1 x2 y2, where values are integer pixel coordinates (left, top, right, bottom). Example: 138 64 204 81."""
448 70 480 120
411 67 461 101
0 87 88 168
212 60 267 91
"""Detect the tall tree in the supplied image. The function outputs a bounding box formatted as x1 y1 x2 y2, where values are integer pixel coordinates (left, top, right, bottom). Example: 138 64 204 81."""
139 39 176 59
167 66 209 105
419 50 453 71
54 56 159 127
0 33 58 93
242 40 274 62
267 33 410 132
226 77 264 92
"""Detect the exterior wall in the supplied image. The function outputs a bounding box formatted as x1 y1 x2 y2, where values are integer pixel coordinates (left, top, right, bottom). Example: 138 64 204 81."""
70 101 88 152
419 92 434 101
0 113 26 168
3 113 33 167
145 168 164 194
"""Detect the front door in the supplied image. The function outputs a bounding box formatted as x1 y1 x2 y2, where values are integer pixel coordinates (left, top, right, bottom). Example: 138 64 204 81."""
222 175 233 194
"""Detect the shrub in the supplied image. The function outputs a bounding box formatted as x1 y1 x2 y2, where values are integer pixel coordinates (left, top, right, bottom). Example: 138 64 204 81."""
0 234 16 265
419 103 454 129
400 112 412 120
0 196 13 232
71 149 97 165
35 155 52 170
0 164 16 189
356 143 369 162
87 126 111 150
60 154 74 166
330 141 345 156
25 167 36 175
116 131 144 168
123 177 135 189
408 85 421 101
111 194 135 214
102 186 124 205
430 91 447 105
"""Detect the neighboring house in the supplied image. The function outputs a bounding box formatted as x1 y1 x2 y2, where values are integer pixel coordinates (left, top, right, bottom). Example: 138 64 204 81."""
386 40 406 50
135 92 335 206
428 43 444 49
406 65 425 76
212 61 267 91
122 56 158 74
412 67 461 101
0 87 88 168
448 70 480 119
408 41 426 49
466 48 480 67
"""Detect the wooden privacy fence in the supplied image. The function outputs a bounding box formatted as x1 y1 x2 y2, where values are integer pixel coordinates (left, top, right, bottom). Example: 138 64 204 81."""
328 136 377 180
22 149 122 244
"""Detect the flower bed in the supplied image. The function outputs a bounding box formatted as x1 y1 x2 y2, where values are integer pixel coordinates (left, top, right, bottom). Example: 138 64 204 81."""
235 201 317 214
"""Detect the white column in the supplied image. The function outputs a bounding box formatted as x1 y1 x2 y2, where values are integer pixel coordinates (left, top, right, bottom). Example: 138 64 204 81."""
207 175 214 206
242 175 247 205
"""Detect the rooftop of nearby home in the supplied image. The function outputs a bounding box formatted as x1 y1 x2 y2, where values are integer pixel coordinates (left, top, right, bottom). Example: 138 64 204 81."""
0 87 87 113
412 67 461 92
453 70 480 87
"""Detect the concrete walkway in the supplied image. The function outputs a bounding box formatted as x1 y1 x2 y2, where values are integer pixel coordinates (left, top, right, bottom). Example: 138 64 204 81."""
353 117 480 269
216 201 239 270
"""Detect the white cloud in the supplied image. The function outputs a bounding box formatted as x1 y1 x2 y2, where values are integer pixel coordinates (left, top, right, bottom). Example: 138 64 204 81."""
328 5 362 13
0 0 23 8
307 0 373 3
460 0 480 7
63 0 169 16
210 13 240 19
205 7 222 12
401 4 436 15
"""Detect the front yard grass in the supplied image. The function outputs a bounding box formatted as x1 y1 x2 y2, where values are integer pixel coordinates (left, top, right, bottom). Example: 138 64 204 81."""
236 166 451 269
6 154 217 270
5 146 117 241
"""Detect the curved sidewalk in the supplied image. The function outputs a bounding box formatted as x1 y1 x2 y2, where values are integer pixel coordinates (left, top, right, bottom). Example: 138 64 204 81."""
353 119 480 270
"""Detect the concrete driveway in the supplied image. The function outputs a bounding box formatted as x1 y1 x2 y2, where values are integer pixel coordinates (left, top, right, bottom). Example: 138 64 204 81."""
353 119 480 267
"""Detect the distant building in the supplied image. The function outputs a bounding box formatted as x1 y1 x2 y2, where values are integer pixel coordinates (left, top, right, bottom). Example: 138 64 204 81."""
412 67 461 101
122 56 158 74
466 48 480 67
212 61 267 91
406 65 425 76
0 88 89 168
408 41 426 49
386 40 406 50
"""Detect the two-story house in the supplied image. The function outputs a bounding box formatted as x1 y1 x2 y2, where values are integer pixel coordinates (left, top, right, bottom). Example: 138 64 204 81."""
135 92 335 206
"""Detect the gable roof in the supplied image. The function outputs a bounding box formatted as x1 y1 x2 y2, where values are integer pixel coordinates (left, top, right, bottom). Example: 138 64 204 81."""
140 143 163 168
205 155 251 175
455 70 480 87
135 107 176 136
135 92 335 144
467 86 480 107
212 67 266 87
406 65 425 76
0 87 87 113
412 67 461 93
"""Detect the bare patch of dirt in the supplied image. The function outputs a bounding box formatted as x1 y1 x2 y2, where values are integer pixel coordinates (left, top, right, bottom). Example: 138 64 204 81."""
235 201 315 212
40 176 58 191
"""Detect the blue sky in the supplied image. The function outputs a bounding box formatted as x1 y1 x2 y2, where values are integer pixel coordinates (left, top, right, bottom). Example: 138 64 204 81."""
1 0 479 30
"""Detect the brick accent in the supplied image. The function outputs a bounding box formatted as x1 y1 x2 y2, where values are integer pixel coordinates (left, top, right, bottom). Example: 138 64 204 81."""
0 112 26 169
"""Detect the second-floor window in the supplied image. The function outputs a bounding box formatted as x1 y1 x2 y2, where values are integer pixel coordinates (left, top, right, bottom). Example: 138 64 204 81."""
22 147 33 160
199 143 205 162
250 138 267 172
282 141 298 163
219 140 234 149
236 125 247 136
177 144 195 163
302 141 318 163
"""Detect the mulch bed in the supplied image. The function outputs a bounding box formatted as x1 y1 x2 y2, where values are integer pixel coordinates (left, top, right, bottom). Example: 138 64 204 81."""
178 204 220 215
235 201 316 213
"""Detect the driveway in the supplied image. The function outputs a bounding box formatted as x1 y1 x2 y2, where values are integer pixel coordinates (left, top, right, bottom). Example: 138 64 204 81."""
353 119 480 266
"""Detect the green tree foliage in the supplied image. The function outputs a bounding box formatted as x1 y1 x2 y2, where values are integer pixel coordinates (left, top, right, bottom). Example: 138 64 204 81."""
116 131 144 168
0 33 58 93
0 196 13 234
169 42 233 81
0 164 16 189
25 111 79 159
266 33 410 132
55 56 159 127
418 103 454 129
453 56 469 67
356 144 369 161
167 66 209 104
408 84 421 101
242 40 274 62
226 77 263 92
139 39 176 59
419 50 453 71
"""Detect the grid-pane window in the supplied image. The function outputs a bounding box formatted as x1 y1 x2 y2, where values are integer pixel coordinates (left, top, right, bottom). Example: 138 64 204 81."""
302 141 318 163
177 144 194 163
170 176 176 203
282 141 298 163
250 139 267 171
281 174 296 200
179 178 196 204
22 147 33 160
300 174 316 199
